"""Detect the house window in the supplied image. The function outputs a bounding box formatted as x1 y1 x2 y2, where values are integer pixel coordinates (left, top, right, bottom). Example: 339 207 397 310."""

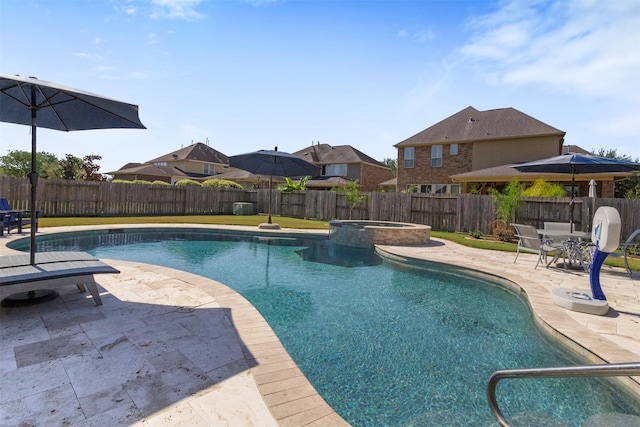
415 183 459 194
431 145 442 167
450 144 458 155
203 163 214 175
325 163 347 176
154 162 167 166
404 147 414 168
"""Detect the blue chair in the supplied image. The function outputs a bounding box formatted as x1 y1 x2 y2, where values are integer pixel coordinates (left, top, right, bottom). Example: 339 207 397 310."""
0 198 39 234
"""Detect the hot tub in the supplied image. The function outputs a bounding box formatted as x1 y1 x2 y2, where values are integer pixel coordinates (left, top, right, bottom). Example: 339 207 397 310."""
329 220 431 248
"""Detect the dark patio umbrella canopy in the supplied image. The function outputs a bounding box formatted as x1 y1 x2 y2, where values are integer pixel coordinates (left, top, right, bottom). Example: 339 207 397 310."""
0 74 146 265
229 149 320 225
228 149 320 178
514 152 640 226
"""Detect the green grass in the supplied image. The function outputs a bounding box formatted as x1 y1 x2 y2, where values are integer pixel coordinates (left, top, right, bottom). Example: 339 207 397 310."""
35 216 638 271
38 215 330 230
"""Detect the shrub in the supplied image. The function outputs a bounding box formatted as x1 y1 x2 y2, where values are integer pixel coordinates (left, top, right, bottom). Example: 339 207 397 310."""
132 179 153 185
111 179 133 184
522 178 567 197
469 229 483 239
175 179 202 187
493 228 515 242
202 178 243 189
151 180 170 186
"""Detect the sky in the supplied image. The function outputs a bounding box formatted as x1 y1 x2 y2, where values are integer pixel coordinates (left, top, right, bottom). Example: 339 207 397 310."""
1 0 639 175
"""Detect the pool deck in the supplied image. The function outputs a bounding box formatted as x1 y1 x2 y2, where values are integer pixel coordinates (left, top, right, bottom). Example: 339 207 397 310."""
1 224 638 426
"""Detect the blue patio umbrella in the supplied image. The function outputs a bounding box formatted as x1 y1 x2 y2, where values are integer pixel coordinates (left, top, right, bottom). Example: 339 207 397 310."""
514 153 640 226
0 74 146 265
229 148 320 225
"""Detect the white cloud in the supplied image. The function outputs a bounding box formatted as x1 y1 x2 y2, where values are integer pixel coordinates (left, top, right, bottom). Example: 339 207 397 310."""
94 37 105 44
124 6 137 16
397 29 408 38
149 0 206 20
459 0 640 102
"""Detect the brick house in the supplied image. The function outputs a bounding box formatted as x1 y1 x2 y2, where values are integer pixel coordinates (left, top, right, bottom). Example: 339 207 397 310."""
293 143 394 192
394 106 566 194
108 142 237 184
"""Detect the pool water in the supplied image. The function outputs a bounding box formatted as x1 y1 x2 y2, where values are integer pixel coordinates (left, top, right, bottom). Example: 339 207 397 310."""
20 229 640 426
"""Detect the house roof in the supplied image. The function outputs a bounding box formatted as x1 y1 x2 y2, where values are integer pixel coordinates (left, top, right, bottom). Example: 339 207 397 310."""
450 163 624 183
395 106 565 147
107 164 189 178
147 142 230 165
305 176 351 188
213 170 284 182
378 177 397 187
562 145 592 155
293 143 387 167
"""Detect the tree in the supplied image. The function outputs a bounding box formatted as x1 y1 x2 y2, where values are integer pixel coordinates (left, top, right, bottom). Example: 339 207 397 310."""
383 158 397 177
0 150 61 178
82 155 107 181
59 154 84 180
336 180 369 219
490 180 524 240
594 147 640 198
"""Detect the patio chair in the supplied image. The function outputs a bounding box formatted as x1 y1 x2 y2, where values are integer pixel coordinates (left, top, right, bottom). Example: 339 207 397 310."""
0 197 39 234
512 223 566 269
620 229 640 277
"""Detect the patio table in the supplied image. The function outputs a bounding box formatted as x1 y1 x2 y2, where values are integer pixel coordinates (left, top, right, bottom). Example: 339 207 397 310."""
537 229 593 271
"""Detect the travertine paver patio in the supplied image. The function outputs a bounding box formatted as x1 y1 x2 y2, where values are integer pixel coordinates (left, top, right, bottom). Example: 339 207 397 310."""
1 224 638 426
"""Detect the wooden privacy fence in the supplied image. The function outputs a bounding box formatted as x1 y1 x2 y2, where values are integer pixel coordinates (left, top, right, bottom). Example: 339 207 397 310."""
2 176 639 237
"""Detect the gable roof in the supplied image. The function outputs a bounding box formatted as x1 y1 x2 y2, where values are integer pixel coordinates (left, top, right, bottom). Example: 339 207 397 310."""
395 106 565 147
107 164 189 178
293 143 386 167
147 142 230 165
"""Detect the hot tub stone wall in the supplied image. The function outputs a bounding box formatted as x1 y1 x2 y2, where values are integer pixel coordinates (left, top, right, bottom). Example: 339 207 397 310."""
329 221 430 247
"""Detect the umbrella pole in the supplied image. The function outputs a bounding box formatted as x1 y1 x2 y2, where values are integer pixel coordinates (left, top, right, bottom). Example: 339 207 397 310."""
29 85 38 266
268 176 273 224
569 167 576 230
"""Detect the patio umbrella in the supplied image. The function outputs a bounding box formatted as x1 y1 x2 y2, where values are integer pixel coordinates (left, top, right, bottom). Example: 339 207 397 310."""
0 74 146 265
228 148 320 227
514 153 640 227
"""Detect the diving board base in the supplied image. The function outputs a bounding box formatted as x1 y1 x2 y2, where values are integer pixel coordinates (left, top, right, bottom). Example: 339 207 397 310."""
551 287 609 316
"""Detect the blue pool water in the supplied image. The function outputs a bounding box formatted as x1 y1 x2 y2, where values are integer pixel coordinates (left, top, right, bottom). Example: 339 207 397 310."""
15 229 640 426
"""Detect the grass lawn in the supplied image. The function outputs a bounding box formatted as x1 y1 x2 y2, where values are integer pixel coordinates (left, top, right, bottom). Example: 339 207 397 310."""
36 215 639 271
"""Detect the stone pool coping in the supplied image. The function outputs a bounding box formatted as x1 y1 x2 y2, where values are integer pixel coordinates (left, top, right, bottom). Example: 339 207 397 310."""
1 224 638 425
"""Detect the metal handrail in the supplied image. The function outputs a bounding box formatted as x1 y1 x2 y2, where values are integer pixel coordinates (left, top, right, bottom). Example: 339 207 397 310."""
487 362 640 427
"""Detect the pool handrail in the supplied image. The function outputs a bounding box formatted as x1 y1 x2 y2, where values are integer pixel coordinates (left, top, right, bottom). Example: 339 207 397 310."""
487 361 640 427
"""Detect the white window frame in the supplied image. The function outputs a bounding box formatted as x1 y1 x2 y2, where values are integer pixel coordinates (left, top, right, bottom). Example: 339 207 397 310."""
404 147 414 169
431 145 442 167
203 163 214 175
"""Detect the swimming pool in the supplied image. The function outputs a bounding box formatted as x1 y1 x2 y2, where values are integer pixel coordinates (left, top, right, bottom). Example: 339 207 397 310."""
11 228 640 425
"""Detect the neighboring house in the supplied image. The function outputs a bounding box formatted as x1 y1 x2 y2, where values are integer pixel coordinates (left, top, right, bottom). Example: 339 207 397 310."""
293 143 394 192
450 145 622 198
394 106 566 194
108 142 237 184
449 163 616 198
